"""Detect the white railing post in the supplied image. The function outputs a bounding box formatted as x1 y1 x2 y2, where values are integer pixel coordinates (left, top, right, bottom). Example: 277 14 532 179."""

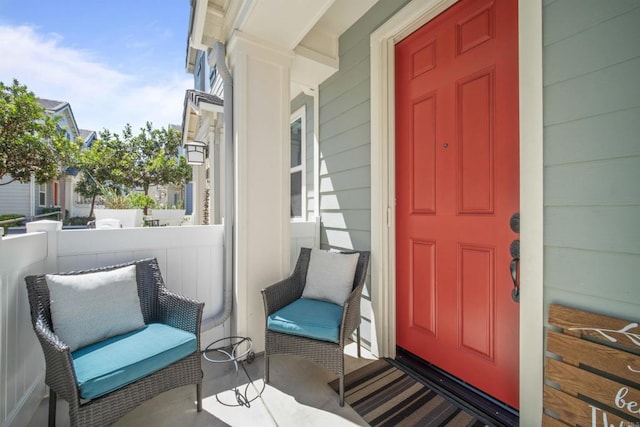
26 220 62 273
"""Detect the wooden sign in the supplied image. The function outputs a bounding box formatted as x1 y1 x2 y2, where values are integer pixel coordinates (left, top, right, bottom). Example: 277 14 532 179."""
544 304 640 426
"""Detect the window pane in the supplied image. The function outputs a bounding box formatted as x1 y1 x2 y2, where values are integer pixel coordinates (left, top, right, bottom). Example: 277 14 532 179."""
39 184 46 206
291 117 302 168
290 171 302 218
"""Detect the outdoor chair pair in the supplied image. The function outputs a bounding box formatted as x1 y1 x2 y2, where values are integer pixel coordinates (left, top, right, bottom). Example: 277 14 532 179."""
25 258 204 427
262 247 371 406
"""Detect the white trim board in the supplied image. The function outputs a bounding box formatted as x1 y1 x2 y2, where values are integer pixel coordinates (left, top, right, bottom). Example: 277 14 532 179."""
369 0 543 424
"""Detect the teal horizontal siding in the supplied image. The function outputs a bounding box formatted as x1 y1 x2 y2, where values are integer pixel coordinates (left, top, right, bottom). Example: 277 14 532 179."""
545 156 640 206
545 247 640 306
543 0 638 46
544 6 640 85
543 1 640 322
544 107 640 165
544 57 640 126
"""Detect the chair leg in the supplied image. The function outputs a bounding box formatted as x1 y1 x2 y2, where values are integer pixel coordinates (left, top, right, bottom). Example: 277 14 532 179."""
356 326 361 358
339 375 345 407
196 383 202 412
48 389 57 427
264 354 270 383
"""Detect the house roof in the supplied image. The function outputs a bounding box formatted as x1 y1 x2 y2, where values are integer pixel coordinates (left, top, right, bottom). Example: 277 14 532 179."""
181 89 224 146
79 129 97 148
37 98 69 112
185 89 223 108
36 97 81 138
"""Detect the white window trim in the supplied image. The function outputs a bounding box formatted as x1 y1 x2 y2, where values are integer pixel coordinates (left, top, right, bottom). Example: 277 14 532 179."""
290 105 306 220
39 183 47 207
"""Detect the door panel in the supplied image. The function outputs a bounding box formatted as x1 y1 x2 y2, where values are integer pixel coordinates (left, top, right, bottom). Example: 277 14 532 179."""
459 244 494 359
410 239 436 334
458 69 494 213
395 0 519 408
411 95 437 214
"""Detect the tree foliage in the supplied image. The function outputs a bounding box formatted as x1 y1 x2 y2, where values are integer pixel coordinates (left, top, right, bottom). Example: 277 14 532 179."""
0 79 79 185
124 123 192 197
75 134 132 217
75 123 191 216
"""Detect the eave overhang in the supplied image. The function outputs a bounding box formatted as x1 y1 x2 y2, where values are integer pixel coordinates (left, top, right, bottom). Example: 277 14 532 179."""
181 89 224 146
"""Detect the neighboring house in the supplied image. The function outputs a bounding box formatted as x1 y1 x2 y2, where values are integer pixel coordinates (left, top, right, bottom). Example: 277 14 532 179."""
0 98 82 221
183 0 639 424
181 84 224 224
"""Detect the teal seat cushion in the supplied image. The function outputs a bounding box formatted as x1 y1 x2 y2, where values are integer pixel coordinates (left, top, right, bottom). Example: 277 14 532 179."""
267 298 343 343
71 323 197 400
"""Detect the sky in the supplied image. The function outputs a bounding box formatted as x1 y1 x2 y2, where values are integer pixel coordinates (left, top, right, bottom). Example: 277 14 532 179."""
0 0 193 135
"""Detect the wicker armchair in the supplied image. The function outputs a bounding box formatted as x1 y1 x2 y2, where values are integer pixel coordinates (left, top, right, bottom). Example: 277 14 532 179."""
25 258 204 427
261 248 370 406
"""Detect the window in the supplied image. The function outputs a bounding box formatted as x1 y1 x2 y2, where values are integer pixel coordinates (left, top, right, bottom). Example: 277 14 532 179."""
290 106 306 219
39 184 46 206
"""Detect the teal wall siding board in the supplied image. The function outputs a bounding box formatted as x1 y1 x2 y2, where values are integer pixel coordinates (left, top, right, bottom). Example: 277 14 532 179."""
543 1 640 321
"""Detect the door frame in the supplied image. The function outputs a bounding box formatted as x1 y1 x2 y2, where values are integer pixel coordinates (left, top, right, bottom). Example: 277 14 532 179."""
369 0 543 424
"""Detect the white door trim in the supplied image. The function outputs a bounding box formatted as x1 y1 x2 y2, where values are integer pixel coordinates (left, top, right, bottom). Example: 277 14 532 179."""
369 0 543 423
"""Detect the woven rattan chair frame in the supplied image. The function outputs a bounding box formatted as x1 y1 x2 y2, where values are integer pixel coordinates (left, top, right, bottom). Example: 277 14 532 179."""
261 248 370 406
25 258 204 427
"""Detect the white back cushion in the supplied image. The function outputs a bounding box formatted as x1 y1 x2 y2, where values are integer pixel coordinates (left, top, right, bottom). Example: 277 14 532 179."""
46 265 145 351
302 249 359 306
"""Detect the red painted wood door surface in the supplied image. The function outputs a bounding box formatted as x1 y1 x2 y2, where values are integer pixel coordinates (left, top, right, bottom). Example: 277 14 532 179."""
395 0 520 408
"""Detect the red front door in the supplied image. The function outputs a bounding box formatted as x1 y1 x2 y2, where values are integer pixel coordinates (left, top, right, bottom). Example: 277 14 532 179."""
395 0 520 408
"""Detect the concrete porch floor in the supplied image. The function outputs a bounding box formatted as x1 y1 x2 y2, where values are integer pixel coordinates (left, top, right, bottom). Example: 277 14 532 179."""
27 343 376 426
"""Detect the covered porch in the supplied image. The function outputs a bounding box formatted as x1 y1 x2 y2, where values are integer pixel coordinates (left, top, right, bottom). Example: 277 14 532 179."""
2 0 639 425
0 220 333 426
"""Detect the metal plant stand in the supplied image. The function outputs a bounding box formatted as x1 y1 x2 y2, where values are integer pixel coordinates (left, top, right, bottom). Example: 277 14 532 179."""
203 336 262 407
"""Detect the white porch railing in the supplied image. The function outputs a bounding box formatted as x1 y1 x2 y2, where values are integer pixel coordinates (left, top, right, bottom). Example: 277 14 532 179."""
0 219 318 427
0 232 48 427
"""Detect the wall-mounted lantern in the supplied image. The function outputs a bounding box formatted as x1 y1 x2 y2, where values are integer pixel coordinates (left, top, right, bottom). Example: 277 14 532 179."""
184 141 208 165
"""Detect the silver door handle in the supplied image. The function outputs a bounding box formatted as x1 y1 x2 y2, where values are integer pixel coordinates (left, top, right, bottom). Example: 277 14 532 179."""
510 257 519 303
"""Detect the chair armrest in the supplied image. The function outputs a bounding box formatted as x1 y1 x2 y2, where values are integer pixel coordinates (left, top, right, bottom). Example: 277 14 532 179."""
159 289 204 338
261 275 304 317
33 319 81 403
340 282 365 344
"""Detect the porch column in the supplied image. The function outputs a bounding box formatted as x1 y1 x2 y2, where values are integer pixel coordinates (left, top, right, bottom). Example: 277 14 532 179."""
229 33 292 352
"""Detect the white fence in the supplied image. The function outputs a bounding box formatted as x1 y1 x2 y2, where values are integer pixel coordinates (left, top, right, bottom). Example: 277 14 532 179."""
0 232 48 427
0 223 227 427
290 217 320 270
0 219 318 426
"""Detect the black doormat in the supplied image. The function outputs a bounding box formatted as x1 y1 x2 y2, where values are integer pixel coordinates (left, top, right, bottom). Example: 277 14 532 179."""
394 348 519 427
329 358 495 426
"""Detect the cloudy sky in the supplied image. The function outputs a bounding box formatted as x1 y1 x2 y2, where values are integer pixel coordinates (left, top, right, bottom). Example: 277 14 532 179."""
0 0 193 135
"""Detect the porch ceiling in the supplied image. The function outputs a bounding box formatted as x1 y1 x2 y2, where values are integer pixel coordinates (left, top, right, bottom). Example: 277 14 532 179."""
187 0 379 93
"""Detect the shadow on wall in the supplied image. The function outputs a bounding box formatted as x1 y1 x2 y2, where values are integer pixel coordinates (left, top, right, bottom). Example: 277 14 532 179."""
317 129 373 349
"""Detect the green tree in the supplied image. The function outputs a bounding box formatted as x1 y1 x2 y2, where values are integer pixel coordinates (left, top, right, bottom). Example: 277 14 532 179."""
0 79 79 185
121 123 191 214
75 133 131 217
77 123 191 216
